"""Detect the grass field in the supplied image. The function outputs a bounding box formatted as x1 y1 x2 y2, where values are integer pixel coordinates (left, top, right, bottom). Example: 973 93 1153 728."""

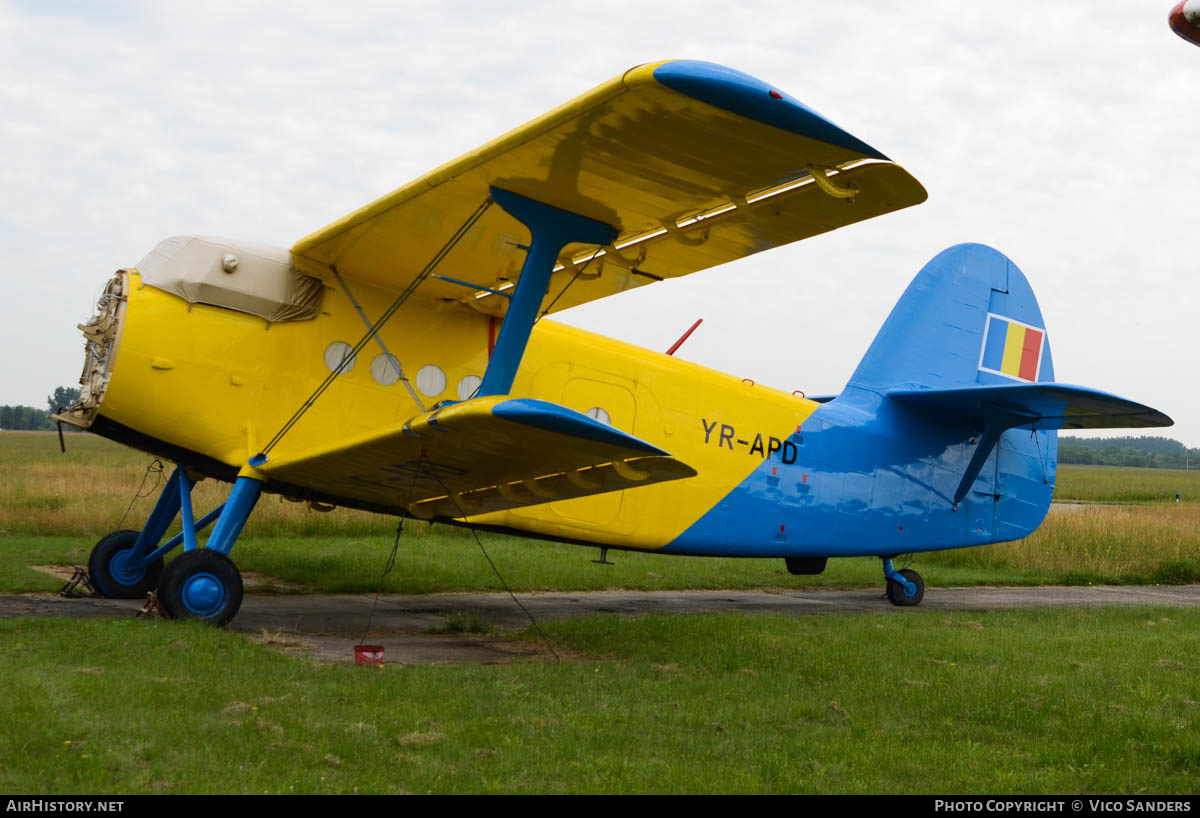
2 609 1198 794
4 432 1200 794
3 431 1198 593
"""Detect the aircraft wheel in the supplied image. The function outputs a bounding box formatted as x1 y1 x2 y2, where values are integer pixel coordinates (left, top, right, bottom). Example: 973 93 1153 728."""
88 529 163 599
158 549 244 626
886 568 924 607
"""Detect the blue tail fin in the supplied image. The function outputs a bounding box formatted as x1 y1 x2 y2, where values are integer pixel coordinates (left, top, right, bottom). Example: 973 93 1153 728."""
848 243 1054 393
838 243 1170 544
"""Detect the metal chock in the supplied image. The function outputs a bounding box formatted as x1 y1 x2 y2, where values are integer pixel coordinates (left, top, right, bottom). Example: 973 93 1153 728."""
136 591 170 620
59 566 97 598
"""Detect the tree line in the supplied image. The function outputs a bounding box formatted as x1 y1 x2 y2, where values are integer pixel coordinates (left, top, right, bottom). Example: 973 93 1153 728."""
0 387 81 431
1059 435 1198 470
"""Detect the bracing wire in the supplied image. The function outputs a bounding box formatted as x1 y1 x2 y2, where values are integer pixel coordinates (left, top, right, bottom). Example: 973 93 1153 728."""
357 451 426 647
424 456 560 661
117 458 165 530
1032 426 1051 487
535 251 600 323
261 198 493 457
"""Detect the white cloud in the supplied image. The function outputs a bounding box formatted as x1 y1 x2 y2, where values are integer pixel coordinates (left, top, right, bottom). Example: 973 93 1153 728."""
1 0 1196 444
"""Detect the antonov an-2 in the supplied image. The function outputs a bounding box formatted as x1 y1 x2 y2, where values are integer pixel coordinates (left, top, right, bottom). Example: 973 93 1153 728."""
55 60 1171 624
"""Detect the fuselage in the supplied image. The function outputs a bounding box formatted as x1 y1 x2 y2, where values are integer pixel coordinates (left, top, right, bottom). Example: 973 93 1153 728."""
65 239 1053 561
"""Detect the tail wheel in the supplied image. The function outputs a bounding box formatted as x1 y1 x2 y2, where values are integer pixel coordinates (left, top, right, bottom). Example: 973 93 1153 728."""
158 549 244 626
88 530 163 599
886 568 925 607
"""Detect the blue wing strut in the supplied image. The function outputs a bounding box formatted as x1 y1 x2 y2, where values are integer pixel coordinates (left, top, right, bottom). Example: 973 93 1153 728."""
477 187 618 397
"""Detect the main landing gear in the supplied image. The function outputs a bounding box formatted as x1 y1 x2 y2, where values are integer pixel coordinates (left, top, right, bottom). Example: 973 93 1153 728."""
882 558 924 607
87 463 261 626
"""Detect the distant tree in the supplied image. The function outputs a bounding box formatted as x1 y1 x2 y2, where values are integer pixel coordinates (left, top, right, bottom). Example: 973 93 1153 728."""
0 405 53 431
46 386 81 414
1059 435 1200 470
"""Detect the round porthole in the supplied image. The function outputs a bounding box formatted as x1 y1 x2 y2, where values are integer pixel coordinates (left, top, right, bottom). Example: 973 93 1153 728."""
457 374 483 401
370 354 402 386
415 364 447 397
585 407 611 426
324 341 355 373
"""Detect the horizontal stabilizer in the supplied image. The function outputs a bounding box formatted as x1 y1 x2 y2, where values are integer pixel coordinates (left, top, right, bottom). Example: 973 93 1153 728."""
888 383 1172 430
259 397 696 520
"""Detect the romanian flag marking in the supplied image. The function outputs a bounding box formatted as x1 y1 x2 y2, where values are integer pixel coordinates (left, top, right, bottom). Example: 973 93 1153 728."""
980 314 1044 382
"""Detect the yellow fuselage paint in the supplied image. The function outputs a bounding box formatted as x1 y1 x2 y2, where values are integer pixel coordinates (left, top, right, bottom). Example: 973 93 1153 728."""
97 272 819 551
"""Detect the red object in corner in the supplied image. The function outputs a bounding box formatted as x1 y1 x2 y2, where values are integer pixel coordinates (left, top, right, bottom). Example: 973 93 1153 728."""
355 645 384 665
1170 1 1200 46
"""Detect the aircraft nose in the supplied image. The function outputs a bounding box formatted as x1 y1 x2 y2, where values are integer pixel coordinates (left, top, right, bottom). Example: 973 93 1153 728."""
56 271 128 430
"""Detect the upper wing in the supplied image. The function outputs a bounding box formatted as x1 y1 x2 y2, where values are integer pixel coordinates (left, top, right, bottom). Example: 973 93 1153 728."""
292 60 927 317
257 396 696 520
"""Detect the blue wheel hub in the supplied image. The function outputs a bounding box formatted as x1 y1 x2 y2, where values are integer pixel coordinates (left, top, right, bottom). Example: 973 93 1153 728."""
181 572 226 616
109 549 146 586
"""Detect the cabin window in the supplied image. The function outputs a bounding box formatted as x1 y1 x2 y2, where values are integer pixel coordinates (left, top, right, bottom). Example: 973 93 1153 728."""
416 365 446 397
457 375 482 401
324 342 356 373
370 354 402 386
585 407 612 426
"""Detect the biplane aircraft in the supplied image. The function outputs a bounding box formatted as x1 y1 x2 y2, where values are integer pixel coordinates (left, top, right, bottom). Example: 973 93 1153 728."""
56 60 1171 625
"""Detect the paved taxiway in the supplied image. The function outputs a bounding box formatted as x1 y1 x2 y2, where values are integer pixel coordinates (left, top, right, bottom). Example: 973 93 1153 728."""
4 585 1199 665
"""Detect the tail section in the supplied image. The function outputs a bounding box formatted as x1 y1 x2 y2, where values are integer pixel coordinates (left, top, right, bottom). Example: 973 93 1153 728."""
848 243 1054 393
829 243 1171 549
664 243 1171 560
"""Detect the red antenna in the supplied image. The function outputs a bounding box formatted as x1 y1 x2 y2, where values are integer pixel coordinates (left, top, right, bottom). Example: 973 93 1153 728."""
666 318 703 356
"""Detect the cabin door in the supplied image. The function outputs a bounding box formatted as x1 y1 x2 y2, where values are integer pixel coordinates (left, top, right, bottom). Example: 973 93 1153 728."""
550 378 637 526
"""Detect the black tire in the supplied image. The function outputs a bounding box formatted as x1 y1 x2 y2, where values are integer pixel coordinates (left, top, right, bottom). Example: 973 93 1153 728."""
88 529 163 599
886 568 925 607
157 549 244 626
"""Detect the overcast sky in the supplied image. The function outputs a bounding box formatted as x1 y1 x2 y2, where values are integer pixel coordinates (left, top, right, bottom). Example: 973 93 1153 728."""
2 1 1197 445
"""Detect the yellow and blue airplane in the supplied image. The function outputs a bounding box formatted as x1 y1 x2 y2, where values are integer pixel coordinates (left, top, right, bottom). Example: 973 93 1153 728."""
56 60 1171 624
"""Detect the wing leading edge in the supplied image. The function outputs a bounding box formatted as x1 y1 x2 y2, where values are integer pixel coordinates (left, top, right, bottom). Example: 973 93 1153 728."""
292 60 927 318
257 396 696 521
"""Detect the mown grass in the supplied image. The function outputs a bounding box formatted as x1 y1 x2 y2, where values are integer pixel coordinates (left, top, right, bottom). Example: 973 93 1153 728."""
4 431 1199 594
1 609 1197 794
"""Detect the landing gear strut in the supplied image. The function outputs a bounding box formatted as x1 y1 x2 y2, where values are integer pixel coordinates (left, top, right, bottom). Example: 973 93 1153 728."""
85 463 261 625
882 558 924 607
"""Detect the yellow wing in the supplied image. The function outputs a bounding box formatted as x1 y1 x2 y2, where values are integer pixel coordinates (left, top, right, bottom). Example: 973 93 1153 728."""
258 396 696 521
292 60 927 317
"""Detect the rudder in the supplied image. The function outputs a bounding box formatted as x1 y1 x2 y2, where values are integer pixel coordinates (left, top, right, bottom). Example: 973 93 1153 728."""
847 242 1055 394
